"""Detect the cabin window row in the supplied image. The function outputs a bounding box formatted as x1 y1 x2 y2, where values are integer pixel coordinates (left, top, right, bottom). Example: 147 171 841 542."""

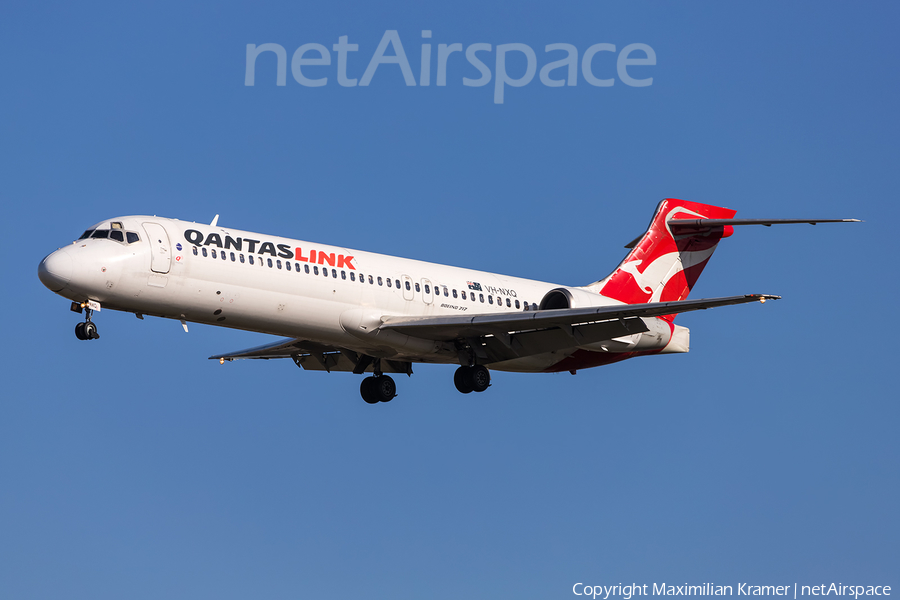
189 245 537 311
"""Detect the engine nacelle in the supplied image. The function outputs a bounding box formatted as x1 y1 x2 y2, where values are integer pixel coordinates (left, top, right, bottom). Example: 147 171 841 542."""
539 287 608 310
539 287 691 354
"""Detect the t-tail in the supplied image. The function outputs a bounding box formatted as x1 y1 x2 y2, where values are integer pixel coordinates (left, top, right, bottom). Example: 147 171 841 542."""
585 198 859 319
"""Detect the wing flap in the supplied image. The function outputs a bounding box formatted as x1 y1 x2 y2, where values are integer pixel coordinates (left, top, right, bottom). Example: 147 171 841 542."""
208 337 326 360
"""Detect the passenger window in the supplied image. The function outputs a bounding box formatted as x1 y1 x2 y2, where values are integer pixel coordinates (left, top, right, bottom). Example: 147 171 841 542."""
109 230 124 242
267 258 273 268
395 280 400 289
368 275 373 284
248 255 254 265
332 269 337 278
295 262 301 271
212 249 217 259
377 277 383 286
202 247 208 257
515 299 520 309
506 298 511 307
415 283 420 292
350 272 355 281
461 290 466 300
79 230 94 240
286 261 291 271
304 264 310 273
240 254 245 263
91 230 109 239
479 293 484 303
405 281 410 291
231 252 236 262
323 268 328 277
276 260 282 269
444 288 449 297
452 289 458 298
126 232 140 244
386 278 392 288
424 284 430 294
341 270 346 280
488 295 493 304
192 246 198 256
314 266 319 275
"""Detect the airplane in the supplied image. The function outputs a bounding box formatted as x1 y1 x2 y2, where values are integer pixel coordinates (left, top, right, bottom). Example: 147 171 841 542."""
37 199 857 404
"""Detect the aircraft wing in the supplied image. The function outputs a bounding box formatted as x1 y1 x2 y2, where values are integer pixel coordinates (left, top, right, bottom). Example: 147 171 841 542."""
209 338 413 374
211 294 778 369
379 294 780 340
377 294 779 364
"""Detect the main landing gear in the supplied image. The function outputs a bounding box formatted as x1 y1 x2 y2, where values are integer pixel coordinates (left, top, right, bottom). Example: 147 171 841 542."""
454 365 491 394
360 375 396 404
71 301 100 340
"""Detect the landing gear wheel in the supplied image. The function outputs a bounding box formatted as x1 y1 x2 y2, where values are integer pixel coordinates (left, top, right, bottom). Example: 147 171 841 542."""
75 322 87 340
360 377 379 404
454 367 474 394
360 375 397 403
83 321 99 340
471 365 490 393
374 375 396 402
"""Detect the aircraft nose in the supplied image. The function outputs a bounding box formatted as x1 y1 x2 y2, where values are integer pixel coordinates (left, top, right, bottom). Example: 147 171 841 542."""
38 249 73 292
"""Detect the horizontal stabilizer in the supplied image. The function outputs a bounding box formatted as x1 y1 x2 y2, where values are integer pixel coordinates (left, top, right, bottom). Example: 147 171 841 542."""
625 217 859 248
669 218 860 228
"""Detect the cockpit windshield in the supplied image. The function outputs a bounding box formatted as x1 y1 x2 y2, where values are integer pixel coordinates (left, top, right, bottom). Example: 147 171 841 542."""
78 228 141 244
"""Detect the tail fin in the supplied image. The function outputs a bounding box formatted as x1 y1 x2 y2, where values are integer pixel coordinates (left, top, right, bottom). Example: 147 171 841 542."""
586 199 737 310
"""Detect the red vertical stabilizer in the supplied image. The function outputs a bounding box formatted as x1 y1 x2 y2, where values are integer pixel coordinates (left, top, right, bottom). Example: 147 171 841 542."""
587 199 737 316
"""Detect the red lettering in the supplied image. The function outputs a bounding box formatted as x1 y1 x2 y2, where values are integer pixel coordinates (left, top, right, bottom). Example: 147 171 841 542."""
310 250 316 263
318 252 335 266
337 254 356 270
294 247 308 262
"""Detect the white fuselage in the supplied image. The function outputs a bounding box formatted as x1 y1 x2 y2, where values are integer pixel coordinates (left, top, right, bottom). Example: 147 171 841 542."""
39 216 680 372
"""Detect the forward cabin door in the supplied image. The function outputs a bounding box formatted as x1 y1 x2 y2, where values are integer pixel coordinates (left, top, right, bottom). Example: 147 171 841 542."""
142 222 172 274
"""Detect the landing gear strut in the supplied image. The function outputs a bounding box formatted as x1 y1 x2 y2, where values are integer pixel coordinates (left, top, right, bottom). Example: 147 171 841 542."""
73 304 100 340
454 365 490 394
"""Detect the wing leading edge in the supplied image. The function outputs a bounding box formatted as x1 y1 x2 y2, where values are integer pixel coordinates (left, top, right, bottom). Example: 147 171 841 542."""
378 294 780 340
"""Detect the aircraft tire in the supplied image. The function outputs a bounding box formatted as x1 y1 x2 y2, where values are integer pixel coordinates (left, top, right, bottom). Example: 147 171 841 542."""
471 365 490 393
374 375 396 402
84 321 99 340
454 367 474 394
75 322 86 340
360 377 379 404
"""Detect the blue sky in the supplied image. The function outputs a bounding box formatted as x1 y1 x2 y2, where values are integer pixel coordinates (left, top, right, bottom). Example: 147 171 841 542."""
1 2 898 598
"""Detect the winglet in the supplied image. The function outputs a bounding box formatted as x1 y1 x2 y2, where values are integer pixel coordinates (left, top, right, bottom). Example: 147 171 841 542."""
210 214 219 227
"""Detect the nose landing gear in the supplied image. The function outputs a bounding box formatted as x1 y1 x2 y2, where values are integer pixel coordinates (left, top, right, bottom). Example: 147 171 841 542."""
72 302 100 340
